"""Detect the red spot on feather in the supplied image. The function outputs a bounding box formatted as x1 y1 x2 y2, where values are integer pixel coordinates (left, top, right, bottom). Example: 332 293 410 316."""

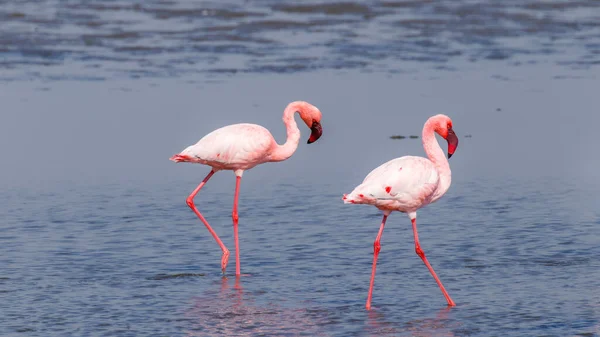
385 186 391 193
359 194 364 198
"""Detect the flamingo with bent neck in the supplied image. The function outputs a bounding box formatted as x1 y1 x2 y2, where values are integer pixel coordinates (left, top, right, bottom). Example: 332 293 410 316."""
343 114 459 310
170 101 323 276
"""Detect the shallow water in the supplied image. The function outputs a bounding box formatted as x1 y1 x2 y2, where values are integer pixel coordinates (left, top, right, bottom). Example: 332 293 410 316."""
1 1 600 336
1 176 599 336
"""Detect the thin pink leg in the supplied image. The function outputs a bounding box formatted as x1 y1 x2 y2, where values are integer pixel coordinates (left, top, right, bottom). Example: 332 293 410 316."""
411 217 456 307
232 175 242 276
366 214 388 310
186 170 230 274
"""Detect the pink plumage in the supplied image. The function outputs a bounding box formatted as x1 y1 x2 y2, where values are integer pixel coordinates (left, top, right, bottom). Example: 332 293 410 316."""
170 101 323 276
172 124 277 171
343 114 459 310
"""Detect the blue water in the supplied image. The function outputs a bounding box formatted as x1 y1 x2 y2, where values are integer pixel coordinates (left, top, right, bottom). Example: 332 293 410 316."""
1 176 599 336
2 1 600 336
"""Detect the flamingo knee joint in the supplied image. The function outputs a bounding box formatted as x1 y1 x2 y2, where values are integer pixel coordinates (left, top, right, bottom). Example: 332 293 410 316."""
415 246 425 258
373 241 381 255
186 197 194 208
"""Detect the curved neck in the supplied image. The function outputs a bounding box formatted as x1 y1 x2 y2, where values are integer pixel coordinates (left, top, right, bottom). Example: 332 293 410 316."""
270 103 302 162
422 119 451 199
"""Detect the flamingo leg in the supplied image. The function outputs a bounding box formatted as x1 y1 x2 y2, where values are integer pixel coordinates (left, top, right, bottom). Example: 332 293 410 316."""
186 170 230 274
232 175 242 276
366 214 388 310
411 217 456 307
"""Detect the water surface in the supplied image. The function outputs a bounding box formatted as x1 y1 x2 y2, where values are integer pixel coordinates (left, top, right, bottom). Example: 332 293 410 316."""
1 1 600 336
1 0 600 80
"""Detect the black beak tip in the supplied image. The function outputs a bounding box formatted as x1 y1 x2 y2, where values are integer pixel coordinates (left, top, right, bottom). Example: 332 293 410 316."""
447 152 453 159
307 121 322 144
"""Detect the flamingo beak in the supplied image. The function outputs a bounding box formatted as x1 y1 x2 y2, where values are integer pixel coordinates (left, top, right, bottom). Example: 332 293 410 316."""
307 121 322 144
446 127 458 159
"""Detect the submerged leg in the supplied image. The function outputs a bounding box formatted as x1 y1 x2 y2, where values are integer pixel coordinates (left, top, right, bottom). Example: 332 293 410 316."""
232 173 242 276
366 213 389 310
186 170 230 274
410 214 456 307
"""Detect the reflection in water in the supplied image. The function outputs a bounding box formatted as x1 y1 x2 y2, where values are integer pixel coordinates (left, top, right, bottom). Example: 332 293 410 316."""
184 276 462 336
366 307 459 337
185 277 329 336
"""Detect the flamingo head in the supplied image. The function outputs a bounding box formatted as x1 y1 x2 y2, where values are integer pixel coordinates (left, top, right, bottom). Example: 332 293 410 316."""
434 114 458 159
296 102 322 144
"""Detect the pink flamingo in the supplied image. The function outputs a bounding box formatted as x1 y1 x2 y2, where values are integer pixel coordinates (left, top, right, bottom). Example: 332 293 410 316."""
170 101 323 276
343 114 459 310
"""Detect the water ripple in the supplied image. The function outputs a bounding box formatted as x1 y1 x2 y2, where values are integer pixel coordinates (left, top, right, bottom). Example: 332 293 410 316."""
1 0 600 81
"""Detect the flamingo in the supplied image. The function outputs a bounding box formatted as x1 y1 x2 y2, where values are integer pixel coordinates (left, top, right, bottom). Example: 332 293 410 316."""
170 101 323 276
342 114 459 310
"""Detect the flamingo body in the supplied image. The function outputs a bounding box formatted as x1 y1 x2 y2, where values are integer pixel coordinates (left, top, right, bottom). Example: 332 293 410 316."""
171 123 276 172
343 114 459 310
344 156 441 213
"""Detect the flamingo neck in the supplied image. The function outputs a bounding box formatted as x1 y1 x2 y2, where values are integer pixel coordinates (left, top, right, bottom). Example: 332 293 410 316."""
270 103 302 162
422 119 451 200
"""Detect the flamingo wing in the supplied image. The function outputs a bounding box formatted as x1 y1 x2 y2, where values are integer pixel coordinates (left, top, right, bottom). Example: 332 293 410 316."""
181 123 275 169
345 156 439 210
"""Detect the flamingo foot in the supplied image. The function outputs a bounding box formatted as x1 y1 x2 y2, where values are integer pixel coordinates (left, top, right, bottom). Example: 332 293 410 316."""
221 273 252 279
221 249 230 274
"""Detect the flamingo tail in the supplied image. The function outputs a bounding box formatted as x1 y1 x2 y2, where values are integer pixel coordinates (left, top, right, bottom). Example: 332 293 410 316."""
169 154 193 163
342 185 377 205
